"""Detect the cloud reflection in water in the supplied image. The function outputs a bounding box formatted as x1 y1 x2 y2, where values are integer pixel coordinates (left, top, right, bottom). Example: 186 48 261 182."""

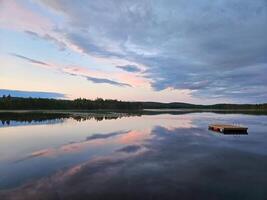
1 113 267 200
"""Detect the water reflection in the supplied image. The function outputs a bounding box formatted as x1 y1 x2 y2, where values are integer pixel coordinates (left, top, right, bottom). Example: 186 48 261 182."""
0 112 68 127
209 129 249 135
0 111 141 127
0 112 267 200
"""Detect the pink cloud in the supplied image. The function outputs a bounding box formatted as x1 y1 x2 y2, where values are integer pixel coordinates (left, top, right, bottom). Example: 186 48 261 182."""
0 0 52 32
10 52 148 88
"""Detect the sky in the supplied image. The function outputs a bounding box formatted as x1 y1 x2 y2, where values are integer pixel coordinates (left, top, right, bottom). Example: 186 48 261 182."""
0 0 267 103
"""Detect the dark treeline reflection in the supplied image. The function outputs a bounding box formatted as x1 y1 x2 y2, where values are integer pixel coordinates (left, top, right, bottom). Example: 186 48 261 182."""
0 112 69 125
1 109 267 127
0 112 141 126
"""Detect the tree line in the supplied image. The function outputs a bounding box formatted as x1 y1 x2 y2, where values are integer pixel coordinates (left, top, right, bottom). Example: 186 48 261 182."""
0 95 266 110
0 96 142 110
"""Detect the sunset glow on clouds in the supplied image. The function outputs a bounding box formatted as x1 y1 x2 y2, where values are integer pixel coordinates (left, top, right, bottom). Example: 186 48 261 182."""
1 0 267 103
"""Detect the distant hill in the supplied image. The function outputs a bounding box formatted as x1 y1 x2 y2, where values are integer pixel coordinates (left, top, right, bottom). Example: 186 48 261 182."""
140 102 267 110
140 102 201 109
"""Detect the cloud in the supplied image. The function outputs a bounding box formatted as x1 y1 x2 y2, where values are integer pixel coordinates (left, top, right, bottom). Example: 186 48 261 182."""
25 30 66 51
86 76 132 87
10 53 132 88
116 65 141 73
0 89 65 98
0 0 52 32
35 0 267 102
10 53 50 66
2 0 266 102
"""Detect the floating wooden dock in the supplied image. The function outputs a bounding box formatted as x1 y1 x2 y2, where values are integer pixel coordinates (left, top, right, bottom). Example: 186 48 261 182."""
209 124 248 134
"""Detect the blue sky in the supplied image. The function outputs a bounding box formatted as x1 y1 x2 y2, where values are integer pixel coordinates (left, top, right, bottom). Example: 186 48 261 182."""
0 0 267 103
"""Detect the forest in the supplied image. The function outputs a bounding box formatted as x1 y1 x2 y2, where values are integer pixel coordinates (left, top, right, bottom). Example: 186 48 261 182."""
0 95 266 110
0 95 142 110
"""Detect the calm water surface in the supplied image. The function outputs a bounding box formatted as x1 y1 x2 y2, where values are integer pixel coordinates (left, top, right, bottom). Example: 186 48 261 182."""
0 111 267 200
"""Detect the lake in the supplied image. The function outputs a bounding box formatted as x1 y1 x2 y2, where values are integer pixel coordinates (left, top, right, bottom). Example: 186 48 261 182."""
0 110 267 200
